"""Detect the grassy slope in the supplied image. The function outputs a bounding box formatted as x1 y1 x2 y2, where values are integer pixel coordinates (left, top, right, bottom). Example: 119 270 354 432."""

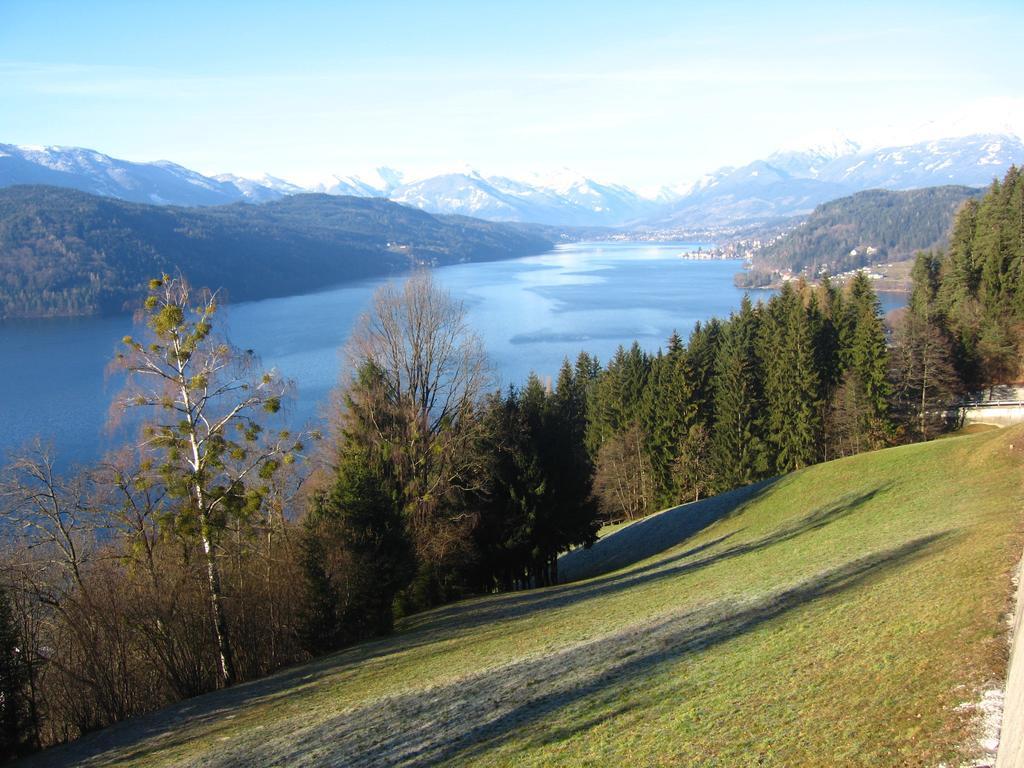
28 427 1024 767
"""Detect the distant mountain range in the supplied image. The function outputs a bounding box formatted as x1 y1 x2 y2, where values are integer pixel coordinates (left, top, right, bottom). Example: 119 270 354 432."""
1 134 1022 228
647 134 1023 229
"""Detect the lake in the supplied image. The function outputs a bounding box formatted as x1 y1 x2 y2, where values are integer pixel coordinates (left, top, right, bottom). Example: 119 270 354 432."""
0 242 906 466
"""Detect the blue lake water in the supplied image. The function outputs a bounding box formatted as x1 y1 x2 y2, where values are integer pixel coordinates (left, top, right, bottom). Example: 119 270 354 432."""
0 242 906 466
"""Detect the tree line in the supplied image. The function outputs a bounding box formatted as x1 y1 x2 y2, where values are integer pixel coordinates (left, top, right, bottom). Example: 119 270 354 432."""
585 271 897 521
4 164 1019 758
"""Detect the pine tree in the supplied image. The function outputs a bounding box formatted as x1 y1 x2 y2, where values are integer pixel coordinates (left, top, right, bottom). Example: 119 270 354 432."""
808 277 841 392
933 167 1024 390
782 289 822 469
976 178 1010 316
941 197 981 306
549 363 600 560
554 357 588 446
475 373 597 590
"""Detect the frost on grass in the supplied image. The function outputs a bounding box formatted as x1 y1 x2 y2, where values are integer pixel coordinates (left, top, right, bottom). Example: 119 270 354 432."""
950 687 1004 768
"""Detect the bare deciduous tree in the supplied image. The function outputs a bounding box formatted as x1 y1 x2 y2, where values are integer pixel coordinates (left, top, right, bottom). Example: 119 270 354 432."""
592 421 654 522
889 314 962 440
341 271 491 569
673 423 715 503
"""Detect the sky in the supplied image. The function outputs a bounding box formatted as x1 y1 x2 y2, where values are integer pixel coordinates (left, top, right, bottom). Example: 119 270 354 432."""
2 0 1023 191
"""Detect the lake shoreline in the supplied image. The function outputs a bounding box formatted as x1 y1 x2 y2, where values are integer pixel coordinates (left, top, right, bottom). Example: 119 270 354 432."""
1 243 901 466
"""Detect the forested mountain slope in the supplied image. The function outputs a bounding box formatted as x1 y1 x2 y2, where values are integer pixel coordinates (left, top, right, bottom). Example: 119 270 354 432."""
754 186 981 273
0 186 555 318
26 426 1023 767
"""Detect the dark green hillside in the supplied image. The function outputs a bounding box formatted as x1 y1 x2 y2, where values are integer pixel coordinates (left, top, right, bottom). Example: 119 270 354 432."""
755 186 980 274
0 186 555 318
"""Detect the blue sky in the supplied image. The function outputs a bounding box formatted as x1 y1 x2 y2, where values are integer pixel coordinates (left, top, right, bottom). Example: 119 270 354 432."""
2 0 1022 189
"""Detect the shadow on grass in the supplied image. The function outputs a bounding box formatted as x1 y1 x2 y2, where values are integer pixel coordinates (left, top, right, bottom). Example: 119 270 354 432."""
274 531 952 768
559 479 778 583
360 532 950 765
24 484 890 768
402 484 889 641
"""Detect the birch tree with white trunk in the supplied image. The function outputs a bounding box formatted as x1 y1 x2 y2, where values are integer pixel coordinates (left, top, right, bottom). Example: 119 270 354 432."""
112 275 305 688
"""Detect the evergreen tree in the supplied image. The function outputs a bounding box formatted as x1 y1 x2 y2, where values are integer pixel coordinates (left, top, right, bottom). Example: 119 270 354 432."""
760 285 821 471
574 350 602 390
940 197 981 307
976 176 1011 317
933 167 1024 389
555 357 588 446
547 366 600 560
475 374 598 590
686 319 722 428
909 251 943 321
640 342 697 506
807 277 841 391
848 274 892 417
520 375 557 583
585 342 650 455
711 297 766 489
523 374 599 584
301 362 415 652
473 387 540 591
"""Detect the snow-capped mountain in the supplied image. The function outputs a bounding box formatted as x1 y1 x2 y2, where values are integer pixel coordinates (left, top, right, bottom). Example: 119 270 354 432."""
655 170 733 204
0 143 652 223
0 144 254 206
214 173 305 202
651 162 851 228
1 133 1021 228
813 134 1022 189
765 138 862 178
652 133 1024 228
390 172 526 220
387 169 657 226
312 167 404 198
531 169 655 223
